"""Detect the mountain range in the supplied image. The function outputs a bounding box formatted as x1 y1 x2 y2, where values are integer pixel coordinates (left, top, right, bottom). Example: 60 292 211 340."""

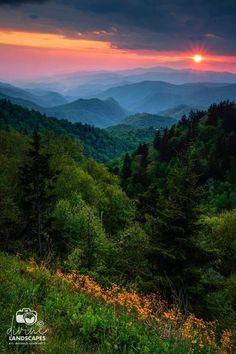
1 68 236 128
97 81 236 113
0 82 67 107
0 82 127 128
18 66 236 98
0 99 154 162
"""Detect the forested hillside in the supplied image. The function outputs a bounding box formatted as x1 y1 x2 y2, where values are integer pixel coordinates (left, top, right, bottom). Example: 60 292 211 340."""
0 100 235 352
0 99 153 163
0 82 67 107
105 124 156 144
117 101 236 329
44 97 127 127
120 112 177 128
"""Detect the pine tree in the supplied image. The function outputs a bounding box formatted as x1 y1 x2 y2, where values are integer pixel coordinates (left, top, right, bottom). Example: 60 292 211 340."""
131 143 149 193
153 130 161 150
147 155 208 307
18 132 57 260
121 153 132 185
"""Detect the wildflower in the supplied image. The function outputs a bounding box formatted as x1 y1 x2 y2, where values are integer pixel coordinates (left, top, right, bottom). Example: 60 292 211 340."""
220 329 233 354
54 269 229 353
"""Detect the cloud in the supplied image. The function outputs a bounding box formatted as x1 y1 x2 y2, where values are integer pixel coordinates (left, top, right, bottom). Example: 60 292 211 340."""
0 0 235 55
0 0 47 5
59 0 236 54
29 13 39 19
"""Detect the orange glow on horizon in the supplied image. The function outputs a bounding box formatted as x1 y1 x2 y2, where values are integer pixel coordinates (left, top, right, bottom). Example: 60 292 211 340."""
0 29 236 79
0 30 234 64
0 30 110 51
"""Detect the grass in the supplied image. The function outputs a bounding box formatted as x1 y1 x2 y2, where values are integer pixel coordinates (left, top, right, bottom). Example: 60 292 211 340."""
0 253 233 353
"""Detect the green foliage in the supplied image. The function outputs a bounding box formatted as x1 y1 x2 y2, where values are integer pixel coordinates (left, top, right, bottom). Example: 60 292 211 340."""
120 101 236 326
200 211 236 328
53 195 108 270
18 132 58 260
120 113 176 128
0 253 199 354
0 129 135 283
114 223 149 285
145 157 207 301
203 210 236 277
105 124 156 146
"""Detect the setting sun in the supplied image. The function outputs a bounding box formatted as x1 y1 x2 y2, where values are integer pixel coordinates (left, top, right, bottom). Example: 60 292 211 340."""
193 54 203 63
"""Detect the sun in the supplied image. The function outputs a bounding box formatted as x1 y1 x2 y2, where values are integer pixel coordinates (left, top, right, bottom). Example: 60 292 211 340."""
193 54 203 63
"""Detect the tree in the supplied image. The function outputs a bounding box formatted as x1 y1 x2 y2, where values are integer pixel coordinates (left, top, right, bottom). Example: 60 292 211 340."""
99 184 135 236
18 132 58 260
200 210 236 328
203 210 236 277
153 130 161 150
146 155 208 307
131 143 149 194
115 223 149 285
53 194 108 271
121 153 132 184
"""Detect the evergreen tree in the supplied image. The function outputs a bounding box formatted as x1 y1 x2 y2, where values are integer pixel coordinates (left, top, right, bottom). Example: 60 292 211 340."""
147 155 208 307
158 128 169 161
153 130 161 150
121 153 132 182
138 143 149 170
131 143 149 193
18 132 57 260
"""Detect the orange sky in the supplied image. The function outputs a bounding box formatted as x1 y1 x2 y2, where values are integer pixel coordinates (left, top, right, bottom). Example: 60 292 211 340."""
0 30 236 81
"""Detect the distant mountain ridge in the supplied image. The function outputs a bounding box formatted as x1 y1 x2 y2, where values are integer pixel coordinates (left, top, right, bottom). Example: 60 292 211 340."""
0 82 127 128
0 99 148 162
121 113 177 128
0 82 67 107
98 81 236 113
0 91 41 110
43 97 128 128
19 66 236 98
1 78 236 128
158 104 206 120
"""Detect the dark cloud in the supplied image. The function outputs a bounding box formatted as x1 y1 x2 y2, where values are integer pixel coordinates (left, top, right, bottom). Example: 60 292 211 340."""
59 0 236 54
70 0 236 37
0 0 47 5
29 13 39 19
0 0 235 54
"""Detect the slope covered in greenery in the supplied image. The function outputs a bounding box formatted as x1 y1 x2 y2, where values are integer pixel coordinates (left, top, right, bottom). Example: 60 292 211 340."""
106 124 156 144
0 91 41 110
0 99 150 163
44 97 127 127
117 101 236 330
0 82 67 107
120 112 176 128
158 104 205 120
0 253 233 354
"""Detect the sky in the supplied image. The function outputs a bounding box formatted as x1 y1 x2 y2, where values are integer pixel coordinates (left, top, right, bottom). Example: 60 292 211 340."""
0 0 236 81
